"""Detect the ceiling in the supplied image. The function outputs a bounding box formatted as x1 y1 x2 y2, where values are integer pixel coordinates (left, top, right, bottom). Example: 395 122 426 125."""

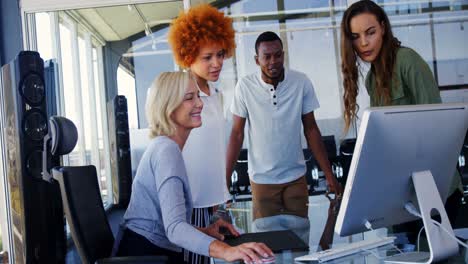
75 1 184 41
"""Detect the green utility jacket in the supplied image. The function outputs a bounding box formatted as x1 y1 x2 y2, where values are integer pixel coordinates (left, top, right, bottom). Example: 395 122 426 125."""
365 47 462 195
366 47 441 106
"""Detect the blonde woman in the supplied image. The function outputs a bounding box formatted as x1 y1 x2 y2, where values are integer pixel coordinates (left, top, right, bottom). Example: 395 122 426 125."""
116 72 274 264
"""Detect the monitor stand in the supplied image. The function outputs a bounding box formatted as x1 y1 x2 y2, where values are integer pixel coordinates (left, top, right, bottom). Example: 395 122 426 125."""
385 170 459 263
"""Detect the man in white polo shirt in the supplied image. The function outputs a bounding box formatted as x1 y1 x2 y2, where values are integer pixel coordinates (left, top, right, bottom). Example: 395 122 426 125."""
226 31 343 219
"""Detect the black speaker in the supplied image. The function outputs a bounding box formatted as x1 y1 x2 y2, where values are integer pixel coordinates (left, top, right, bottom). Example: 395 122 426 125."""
108 95 132 207
0 51 65 263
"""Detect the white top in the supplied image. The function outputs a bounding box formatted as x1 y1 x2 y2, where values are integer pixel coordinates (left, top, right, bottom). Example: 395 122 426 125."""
230 69 320 184
182 84 230 208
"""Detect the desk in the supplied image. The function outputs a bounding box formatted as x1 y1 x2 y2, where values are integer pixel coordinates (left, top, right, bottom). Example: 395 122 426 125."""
214 195 467 263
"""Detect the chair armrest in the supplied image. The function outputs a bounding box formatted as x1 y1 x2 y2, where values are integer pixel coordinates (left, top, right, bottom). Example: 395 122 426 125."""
95 256 169 264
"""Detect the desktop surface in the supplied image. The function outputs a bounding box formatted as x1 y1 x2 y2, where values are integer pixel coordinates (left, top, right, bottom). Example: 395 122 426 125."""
213 195 468 263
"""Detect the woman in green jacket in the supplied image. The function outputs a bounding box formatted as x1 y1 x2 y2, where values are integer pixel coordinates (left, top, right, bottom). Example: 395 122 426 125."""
341 0 441 130
340 0 462 232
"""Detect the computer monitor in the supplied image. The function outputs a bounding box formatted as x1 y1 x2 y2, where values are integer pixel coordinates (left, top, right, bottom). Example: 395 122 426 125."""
335 103 468 263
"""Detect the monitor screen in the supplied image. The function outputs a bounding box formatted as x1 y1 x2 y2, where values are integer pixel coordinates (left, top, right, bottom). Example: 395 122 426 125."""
335 103 468 237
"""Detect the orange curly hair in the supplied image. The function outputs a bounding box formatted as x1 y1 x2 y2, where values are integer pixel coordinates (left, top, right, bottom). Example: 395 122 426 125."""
168 4 236 68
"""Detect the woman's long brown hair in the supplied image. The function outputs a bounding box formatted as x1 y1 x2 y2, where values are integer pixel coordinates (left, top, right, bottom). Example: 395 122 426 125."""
341 0 401 132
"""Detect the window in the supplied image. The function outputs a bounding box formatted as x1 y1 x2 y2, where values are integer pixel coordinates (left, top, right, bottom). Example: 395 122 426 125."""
117 66 138 129
378 0 468 89
59 20 82 165
34 11 112 204
30 1 185 205
128 25 179 128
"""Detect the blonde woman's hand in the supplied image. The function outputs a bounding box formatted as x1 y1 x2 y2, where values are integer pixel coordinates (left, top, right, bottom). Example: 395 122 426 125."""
202 218 239 240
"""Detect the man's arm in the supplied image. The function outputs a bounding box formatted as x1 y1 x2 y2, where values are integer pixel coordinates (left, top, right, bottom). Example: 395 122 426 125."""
226 115 246 191
302 112 343 195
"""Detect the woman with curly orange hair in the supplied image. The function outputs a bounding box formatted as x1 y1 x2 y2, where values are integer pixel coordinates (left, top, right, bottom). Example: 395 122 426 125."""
168 4 238 264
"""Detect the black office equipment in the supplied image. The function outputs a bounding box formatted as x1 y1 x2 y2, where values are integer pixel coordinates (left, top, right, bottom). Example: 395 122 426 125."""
231 149 250 195
339 138 356 185
225 230 309 252
0 51 65 263
108 95 132 207
460 131 468 186
304 135 340 193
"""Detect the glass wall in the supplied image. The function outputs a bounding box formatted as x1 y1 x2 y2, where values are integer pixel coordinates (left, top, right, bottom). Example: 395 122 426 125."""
226 0 350 141
111 0 468 144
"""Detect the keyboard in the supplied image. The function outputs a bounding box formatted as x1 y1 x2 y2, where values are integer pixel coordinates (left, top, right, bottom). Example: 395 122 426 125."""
295 236 396 263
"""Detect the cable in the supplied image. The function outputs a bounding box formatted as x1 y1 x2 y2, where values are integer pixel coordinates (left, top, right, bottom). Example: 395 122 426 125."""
431 220 468 249
404 202 468 250
404 202 422 218
364 220 403 254
416 225 425 252
404 201 427 251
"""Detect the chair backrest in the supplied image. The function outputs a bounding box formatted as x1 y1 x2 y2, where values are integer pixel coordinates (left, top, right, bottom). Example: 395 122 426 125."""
53 165 114 264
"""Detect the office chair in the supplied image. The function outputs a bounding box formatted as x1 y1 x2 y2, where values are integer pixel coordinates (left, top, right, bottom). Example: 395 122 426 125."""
45 116 167 264
303 149 319 195
459 131 468 188
229 149 252 202
234 149 250 194
303 135 342 194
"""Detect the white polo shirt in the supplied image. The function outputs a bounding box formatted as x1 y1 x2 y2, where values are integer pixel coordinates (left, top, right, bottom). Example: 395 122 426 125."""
183 84 230 208
230 69 320 184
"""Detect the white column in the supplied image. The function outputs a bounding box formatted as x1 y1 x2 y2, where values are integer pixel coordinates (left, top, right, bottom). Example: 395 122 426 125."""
68 19 87 164
84 33 102 189
49 12 66 120
96 46 114 206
